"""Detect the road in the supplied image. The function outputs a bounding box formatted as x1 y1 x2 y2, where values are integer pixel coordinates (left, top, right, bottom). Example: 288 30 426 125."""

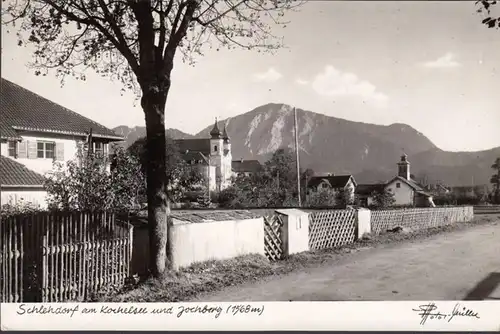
193 220 500 301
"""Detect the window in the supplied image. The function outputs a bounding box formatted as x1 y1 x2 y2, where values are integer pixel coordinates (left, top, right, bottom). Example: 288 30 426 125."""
94 142 106 158
37 141 55 159
213 145 218 152
396 182 401 188
8 141 17 157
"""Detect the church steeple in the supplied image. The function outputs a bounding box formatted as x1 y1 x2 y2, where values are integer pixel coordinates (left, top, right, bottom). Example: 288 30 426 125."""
397 153 410 180
222 123 230 143
210 118 221 139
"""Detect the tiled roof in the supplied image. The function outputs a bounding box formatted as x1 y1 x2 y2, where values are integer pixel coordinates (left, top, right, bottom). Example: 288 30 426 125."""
170 210 262 224
1 78 123 140
174 139 211 156
232 159 262 173
307 175 354 189
388 176 431 197
0 156 45 187
355 184 386 195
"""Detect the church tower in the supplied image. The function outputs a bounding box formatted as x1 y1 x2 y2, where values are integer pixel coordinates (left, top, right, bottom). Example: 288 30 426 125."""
397 153 411 180
209 119 224 191
222 124 231 155
221 124 232 189
209 118 223 156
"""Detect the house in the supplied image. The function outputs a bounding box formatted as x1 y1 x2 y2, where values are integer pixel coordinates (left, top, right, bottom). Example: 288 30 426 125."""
231 159 262 177
355 184 386 207
0 155 47 208
0 78 123 207
306 174 357 203
174 120 233 192
356 154 435 207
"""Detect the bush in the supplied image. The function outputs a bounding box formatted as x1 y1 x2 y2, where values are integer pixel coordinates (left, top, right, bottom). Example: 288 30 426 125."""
0 201 42 217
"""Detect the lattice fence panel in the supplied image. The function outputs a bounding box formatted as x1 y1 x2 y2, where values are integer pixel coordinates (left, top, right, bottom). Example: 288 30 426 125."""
263 215 284 261
309 210 356 250
370 206 474 235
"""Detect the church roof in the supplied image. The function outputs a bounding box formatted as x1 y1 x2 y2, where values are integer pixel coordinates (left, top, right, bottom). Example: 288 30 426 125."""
222 125 230 142
210 119 221 138
173 139 211 156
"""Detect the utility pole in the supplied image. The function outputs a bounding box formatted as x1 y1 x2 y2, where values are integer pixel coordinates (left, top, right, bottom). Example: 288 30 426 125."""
294 107 302 207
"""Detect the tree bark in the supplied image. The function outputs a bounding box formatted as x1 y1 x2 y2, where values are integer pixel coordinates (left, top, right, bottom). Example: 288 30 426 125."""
142 78 172 278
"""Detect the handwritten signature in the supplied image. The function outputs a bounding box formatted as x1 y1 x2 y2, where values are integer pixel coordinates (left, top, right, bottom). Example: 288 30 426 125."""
412 303 480 325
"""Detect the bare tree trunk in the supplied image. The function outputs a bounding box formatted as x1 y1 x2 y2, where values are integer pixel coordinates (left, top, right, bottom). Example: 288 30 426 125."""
142 79 172 277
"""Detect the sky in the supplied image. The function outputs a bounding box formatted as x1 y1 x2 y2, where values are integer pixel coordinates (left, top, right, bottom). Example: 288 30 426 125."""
2 1 500 152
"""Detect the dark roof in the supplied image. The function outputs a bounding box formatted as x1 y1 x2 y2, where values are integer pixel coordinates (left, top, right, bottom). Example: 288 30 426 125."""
1 78 123 141
307 175 355 189
222 125 230 142
232 160 262 173
389 176 424 191
0 156 45 187
355 184 386 195
174 139 211 156
210 119 221 138
388 176 431 197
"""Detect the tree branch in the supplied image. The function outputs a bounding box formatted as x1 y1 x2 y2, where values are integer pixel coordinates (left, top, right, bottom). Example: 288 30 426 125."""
44 0 140 75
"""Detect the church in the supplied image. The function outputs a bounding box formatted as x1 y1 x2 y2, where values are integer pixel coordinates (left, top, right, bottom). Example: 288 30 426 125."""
174 120 234 192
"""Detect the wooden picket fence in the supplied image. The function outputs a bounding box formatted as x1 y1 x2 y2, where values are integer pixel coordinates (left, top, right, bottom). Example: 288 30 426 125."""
370 206 474 235
0 211 133 302
309 209 357 250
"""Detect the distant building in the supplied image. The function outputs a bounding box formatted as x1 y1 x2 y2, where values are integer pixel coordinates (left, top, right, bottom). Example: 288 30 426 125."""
355 154 435 207
174 120 233 192
306 174 357 203
449 185 489 198
231 159 262 177
355 184 386 207
423 183 450 196
0 78 123 208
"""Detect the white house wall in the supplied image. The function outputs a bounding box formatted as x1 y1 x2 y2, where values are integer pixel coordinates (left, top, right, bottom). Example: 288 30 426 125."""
385 180 414 206
0 142 7 156
13 134 80 176
2 134 111 177
1 188 48 209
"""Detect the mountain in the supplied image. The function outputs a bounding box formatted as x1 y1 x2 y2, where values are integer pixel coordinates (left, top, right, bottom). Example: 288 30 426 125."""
114 103 499 187
194 103 498 187
113 125 194 147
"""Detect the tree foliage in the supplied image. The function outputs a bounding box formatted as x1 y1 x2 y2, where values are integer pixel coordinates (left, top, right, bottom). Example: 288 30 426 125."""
491 157 500 203
127 136 205 202
304 189 336 208
44 145 144 212
476 0 500 29
370 188 396 209
2 0 302 89
219 148 300 208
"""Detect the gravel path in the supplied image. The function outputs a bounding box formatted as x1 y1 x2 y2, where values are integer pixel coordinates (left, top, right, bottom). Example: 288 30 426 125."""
193 220 500 301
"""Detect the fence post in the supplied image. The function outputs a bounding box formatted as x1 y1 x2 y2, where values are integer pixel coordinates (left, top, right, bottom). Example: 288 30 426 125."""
127 223 133 278
276 209 309 256
355 208 371 239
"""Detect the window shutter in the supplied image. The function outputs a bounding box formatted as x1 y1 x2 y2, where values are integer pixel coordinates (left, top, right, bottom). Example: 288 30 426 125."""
17 140 27 158
55 142 64 161
27 141 37 159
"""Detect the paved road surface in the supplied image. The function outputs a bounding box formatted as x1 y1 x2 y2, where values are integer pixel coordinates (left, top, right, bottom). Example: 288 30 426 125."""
193 221 500 301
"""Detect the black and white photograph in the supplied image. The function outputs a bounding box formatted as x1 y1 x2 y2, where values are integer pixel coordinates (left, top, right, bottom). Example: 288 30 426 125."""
1 0 500 326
